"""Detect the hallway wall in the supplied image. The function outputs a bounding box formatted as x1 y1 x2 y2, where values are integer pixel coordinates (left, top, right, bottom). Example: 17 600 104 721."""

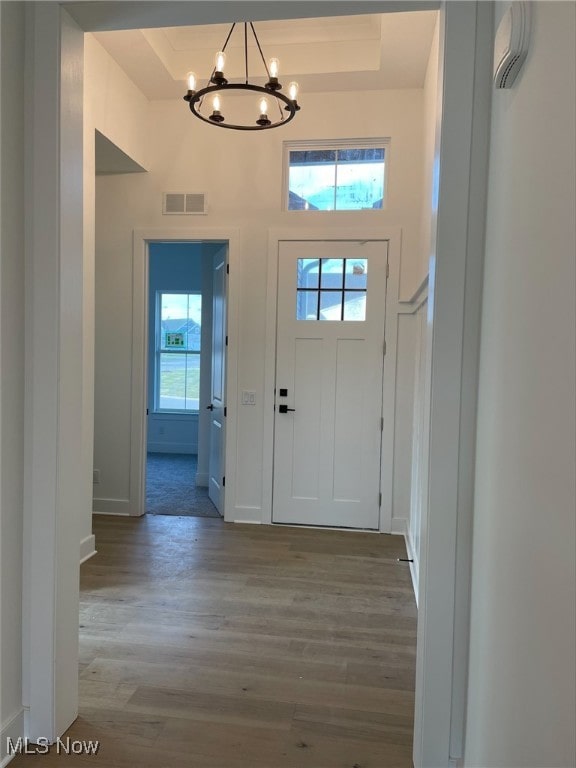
93 83 428 523
465 3 576 765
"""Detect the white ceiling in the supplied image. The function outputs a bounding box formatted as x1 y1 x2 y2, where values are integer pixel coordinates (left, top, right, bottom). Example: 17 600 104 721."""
93 11 438 100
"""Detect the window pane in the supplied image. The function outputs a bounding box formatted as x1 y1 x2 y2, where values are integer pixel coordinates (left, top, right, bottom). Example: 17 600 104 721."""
335 160 385 210
185 354 201 410
157 292 202 411
289 162 336 211
343 291 367 321
297 259 320 289
186 294 202 352
345 259 368 289
159 352 186 410
161 294 189 349
320 259 344 289
160 293 202 352
296 289 318 320
319 290 342 321
287 144 386 212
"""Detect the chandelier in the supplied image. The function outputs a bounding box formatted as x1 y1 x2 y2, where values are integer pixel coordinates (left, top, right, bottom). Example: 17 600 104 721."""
183 22 301 131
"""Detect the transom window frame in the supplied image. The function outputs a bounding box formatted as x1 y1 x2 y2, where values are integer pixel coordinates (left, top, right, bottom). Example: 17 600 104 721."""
154 289 202 415
283 138 390 213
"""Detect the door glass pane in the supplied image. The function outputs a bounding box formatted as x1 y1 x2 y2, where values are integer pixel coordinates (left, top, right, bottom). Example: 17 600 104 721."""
319 291 342 321
297 259 320 289
320 259 344 289
297 290 319 320
344 259 368 289
343 292 367 321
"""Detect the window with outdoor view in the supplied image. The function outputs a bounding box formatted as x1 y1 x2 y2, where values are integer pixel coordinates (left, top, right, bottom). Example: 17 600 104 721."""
285 140 388 211
155 292 202 412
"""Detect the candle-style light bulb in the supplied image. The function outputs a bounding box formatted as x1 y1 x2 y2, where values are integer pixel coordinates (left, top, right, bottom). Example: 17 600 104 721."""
288 81 299 101
215 51 226 73
259 97 268 116
186 71 197 92
269 58 279 78
213 94 221 112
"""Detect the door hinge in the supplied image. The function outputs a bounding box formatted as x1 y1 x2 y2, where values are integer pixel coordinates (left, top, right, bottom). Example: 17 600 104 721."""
225 335 228 346
383 339 387 356
379 492 382 507
386 262 390 278
222 476 226 487
146 408 149 415
380 416 384 431
226 264 229 274
224 406 227 417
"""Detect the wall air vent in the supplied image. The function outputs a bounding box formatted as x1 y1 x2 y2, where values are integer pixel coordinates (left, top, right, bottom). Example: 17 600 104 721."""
162 192 207 215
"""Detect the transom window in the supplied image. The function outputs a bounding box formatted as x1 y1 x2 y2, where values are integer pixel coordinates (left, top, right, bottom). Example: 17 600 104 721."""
296 258 367 321
285 140 388 211
155 292 201 412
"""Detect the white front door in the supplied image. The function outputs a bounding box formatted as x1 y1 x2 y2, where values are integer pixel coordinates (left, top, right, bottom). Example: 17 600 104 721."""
273 240 388 529
208 246 227 514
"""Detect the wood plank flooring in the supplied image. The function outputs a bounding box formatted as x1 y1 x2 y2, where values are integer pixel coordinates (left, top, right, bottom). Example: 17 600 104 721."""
11 515 417 767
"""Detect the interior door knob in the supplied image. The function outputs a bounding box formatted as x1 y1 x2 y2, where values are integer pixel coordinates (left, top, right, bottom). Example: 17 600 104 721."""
206 404 214 411
278 404 296 414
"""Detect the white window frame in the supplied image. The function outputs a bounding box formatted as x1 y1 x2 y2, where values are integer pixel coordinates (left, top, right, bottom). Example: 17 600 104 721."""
154 289 202 414
283 138 390 212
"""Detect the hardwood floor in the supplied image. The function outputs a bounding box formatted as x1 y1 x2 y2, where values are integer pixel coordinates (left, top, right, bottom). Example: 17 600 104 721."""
12 515 417 767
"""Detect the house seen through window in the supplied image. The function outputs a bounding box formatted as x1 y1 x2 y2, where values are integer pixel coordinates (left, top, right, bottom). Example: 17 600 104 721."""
156 292 201 412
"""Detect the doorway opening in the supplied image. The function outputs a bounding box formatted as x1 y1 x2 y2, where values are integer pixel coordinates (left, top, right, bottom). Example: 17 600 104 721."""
142 240 228 519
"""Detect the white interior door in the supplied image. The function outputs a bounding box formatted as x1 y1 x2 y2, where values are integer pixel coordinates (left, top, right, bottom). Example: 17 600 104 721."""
208 246 227 513
273 240 388 529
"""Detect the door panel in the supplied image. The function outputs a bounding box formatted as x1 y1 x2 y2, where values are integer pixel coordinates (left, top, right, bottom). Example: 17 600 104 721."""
273 240 388 529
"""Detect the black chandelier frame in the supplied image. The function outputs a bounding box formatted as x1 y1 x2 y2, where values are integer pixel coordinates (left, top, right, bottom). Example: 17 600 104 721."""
183 22 300 131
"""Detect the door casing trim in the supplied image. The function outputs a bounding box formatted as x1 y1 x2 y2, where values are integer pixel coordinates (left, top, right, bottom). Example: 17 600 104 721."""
130 228 240 521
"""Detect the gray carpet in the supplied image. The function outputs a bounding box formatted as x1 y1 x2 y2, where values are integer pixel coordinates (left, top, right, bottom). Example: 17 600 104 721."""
146 453 220 518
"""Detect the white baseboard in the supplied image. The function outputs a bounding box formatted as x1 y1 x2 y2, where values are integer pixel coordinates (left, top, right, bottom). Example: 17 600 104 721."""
230 506 262 524
1 708 25 767
79 534 96 564
147 443 198 454
391 517 408 536
195 472 209 487
92 498 130 516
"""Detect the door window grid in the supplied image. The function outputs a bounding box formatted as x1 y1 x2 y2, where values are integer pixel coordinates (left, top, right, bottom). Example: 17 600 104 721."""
296 258 367 321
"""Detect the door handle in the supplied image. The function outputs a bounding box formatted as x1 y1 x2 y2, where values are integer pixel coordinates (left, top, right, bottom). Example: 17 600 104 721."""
206 404 214 411
278 404 296 414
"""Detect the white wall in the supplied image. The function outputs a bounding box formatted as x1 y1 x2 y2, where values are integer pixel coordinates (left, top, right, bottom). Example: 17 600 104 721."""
0 2 26 760
93 87 426 522
84 35 149 170
417 13 439 291
465 3 576 766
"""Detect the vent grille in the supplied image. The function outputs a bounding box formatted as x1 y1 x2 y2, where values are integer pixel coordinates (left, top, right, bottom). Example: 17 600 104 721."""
163 192 206 215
